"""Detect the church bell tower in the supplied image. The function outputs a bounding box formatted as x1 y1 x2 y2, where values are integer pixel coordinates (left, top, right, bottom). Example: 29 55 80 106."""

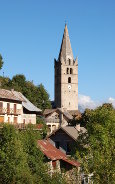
54 24 78 110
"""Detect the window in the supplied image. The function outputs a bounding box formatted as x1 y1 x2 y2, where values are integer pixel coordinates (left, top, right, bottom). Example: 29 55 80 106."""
69 59 71 65
68 77 71 83
55 141 60 149
70 68 73 74
0 102 3 113
52 160 56 169
14 117 17 124
66 68 69 74
14 104 17 114
66 142 71 154
7 103 10 113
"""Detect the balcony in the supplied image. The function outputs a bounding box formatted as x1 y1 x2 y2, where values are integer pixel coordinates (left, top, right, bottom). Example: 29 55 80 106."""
0 108 21 115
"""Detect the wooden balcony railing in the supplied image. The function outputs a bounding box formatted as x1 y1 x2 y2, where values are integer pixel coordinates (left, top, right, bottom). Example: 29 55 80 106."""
0 108 21 115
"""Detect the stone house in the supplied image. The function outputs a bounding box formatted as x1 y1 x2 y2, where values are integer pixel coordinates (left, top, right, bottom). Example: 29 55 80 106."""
0 89 41 125
43 108 81 133
38 139 80 183
47 125 86 155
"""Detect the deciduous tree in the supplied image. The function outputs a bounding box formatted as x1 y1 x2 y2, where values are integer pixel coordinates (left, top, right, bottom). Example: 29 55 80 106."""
76 104 115 184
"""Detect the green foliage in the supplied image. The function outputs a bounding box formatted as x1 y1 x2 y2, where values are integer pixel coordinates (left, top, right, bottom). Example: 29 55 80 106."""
0 74 51 111
68 115 77 126
0 124 66 184
76 103 115 184
36 84 52 111
0 54 4 69
36 116 47 138
0 124 33 184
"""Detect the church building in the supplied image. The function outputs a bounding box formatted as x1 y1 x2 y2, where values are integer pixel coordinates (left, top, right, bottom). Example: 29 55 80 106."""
44 24 80 133
54 24 78 111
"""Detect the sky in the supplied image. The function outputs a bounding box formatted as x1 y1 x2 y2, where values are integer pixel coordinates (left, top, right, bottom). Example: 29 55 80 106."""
0 0 115 109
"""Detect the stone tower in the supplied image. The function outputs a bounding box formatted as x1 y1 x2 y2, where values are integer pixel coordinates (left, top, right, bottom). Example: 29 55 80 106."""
54 24 78 111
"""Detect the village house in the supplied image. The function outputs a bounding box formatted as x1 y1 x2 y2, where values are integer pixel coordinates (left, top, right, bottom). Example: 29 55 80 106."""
0 88 41 125
38 139 80 183
44 108 72 133
47 125 86 155
44 108 81 133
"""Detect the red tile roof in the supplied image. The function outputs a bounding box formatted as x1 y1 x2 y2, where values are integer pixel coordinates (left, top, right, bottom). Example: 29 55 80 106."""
38 140 80 167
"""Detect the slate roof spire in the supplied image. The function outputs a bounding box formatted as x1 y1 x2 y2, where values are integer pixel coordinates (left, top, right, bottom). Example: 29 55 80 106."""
58 24 74 62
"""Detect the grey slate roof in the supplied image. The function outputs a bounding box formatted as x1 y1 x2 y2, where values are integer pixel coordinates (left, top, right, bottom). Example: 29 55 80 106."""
0 88 41 113
43 108 73 120
61 126 86 141
58 24 74 62
48 126 87 141
13 91 42 112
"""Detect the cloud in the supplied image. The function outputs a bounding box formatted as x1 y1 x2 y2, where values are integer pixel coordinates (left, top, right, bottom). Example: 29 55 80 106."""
78 95 115 112
78 94 100 112
108 97 115 107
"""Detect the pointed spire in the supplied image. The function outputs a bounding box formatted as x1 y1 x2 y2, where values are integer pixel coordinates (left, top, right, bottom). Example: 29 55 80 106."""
58 24 74 62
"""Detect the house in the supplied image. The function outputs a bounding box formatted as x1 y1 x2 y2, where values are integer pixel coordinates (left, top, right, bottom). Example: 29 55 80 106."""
43 108 81 133
43 108 72 133
0 89 42 124
47 125 86 155
38 139 80 182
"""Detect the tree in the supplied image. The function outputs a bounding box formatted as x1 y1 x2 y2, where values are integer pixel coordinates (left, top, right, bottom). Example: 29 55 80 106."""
0 124 66 184
36 84 52 111
0 74 51 110
0 54 4 70
76 104 115 184
0 124 33 184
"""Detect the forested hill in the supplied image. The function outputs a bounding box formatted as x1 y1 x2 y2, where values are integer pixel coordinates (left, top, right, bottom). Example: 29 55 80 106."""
0 74 51 111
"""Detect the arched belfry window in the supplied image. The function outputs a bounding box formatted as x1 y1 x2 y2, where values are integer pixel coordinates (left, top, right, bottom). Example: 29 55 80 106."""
68 77 71 83
70 68 73 74
69 59 71 65
67 68 69 74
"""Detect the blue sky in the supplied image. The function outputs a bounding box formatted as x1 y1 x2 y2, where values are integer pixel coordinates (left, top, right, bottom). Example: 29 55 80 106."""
0 0 115 107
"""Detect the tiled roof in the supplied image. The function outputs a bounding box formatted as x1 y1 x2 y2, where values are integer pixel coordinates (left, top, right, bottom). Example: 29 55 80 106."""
68 110 81 119
62 126 86 141
0 88 41 113
38 140 80 167
43 109 56 116
0 89 24 102
13 91 42 112
43 108 73 120
47 126 87 141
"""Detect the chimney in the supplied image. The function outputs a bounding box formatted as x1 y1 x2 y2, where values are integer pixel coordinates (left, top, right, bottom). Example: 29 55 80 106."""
76 124 80 132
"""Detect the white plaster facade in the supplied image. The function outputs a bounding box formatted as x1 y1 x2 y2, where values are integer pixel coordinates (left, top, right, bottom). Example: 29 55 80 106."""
0 100 37 124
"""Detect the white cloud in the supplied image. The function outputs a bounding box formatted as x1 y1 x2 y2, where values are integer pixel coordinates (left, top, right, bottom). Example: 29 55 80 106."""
78 95 115 112
108 97 115 107
78 94 100 112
